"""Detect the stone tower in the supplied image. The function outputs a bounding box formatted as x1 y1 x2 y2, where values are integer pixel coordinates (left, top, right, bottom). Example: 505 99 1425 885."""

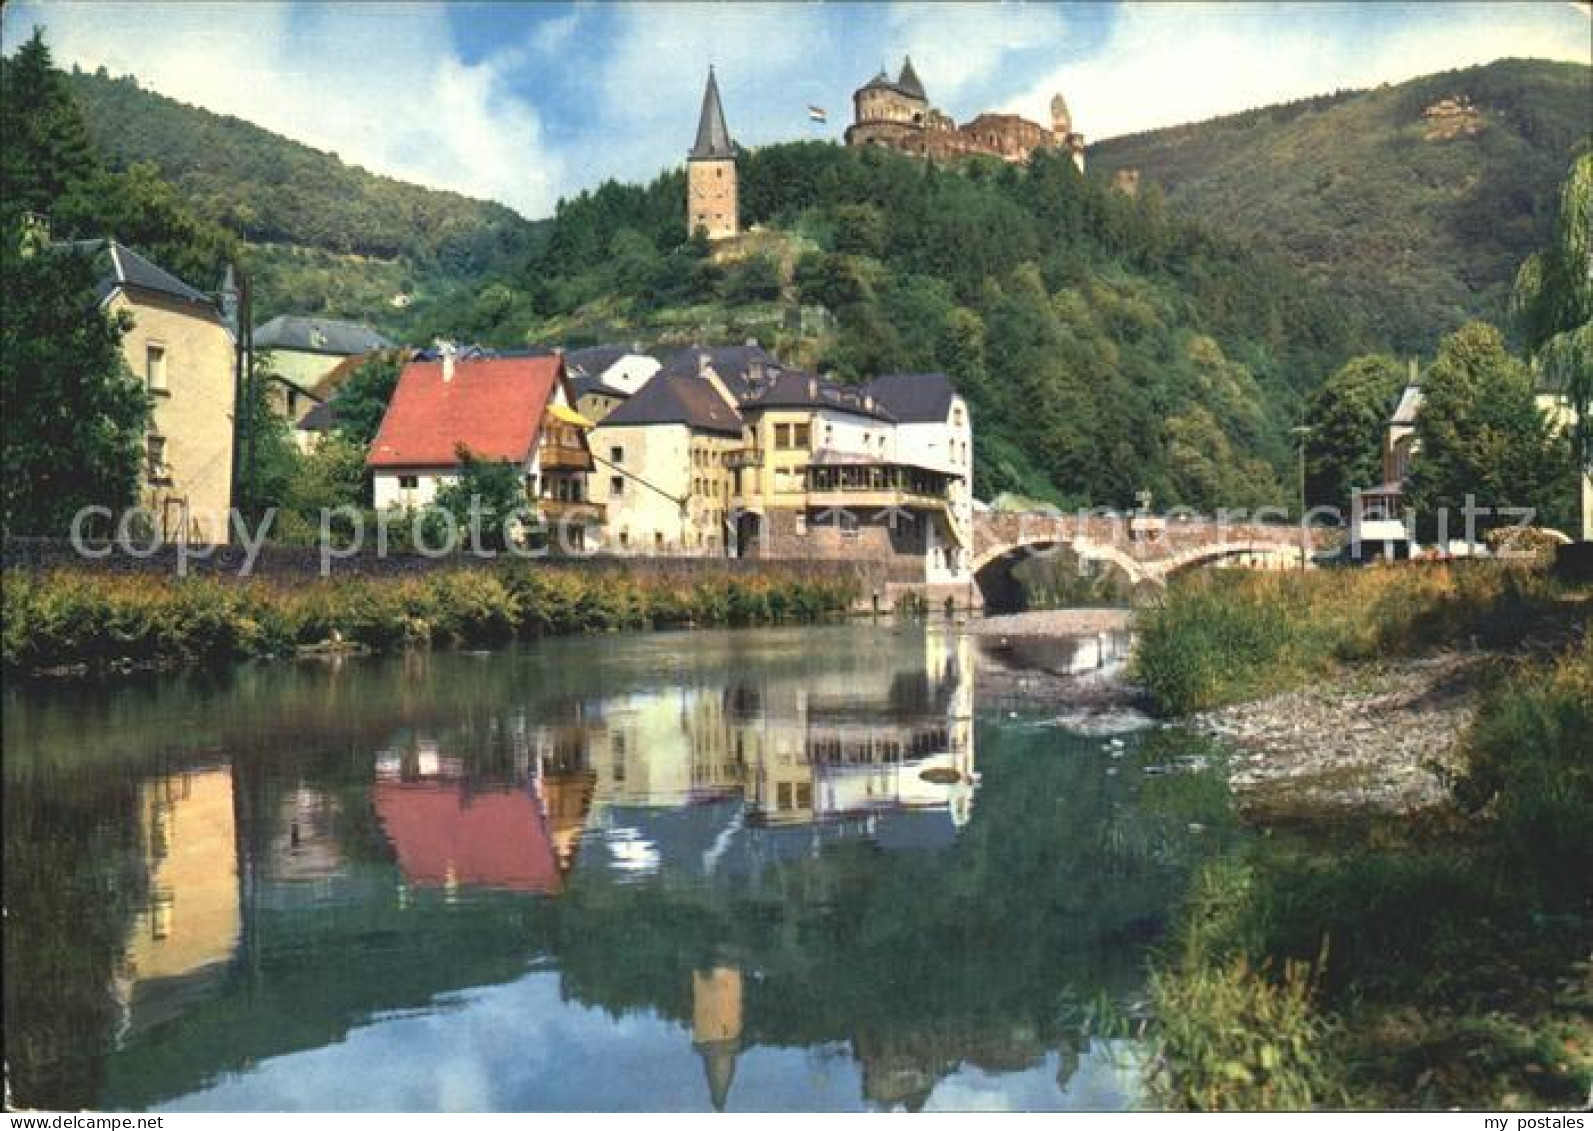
687 66 738 241
1050 92 1071 137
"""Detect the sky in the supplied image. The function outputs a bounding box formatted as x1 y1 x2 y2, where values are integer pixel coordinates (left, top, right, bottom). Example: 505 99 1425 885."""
2 1 1588 220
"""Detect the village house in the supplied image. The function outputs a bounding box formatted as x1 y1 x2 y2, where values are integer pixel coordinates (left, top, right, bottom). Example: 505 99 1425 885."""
367 349 603 549
588 369 743 554
74 239 235 543
252 314 393 423
562 345 661 423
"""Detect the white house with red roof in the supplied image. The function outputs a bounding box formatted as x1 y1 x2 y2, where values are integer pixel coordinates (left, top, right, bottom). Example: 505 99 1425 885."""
367 349 603 547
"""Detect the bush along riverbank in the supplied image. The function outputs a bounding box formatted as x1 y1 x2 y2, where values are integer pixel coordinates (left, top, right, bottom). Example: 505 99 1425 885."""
1134 566 1593 1110
1 565 859 677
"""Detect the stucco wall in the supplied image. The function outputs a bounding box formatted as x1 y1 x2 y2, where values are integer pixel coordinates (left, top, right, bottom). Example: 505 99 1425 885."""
112 289 236 544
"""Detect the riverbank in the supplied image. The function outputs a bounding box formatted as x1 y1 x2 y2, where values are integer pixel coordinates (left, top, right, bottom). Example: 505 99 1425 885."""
1127 565 1592 1111
1 565 858 677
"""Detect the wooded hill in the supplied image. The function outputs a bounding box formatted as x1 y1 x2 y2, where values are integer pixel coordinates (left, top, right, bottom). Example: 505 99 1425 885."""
64 66 546 330
1090 59 1592 353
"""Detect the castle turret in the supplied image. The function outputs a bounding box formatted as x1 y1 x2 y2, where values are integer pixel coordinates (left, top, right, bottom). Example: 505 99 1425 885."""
1050 93 1071 138
687 67 738 241
897 56 927 102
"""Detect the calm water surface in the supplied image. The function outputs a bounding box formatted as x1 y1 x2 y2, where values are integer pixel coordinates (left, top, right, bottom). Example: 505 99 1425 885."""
3 623 1234 1112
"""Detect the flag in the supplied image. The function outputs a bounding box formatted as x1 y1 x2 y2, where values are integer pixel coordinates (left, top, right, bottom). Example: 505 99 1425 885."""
807 105 828 123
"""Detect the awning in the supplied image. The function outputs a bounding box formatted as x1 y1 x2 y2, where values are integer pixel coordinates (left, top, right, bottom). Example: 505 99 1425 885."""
547 403 595 429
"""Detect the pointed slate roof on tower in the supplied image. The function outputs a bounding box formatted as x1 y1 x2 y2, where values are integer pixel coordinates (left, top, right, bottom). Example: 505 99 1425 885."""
689 66 734 160
897 56 926 100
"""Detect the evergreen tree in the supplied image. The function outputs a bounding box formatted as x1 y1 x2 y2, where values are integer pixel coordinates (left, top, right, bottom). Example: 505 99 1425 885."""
0 30 101 230
1 238 147 535
331 350 405 447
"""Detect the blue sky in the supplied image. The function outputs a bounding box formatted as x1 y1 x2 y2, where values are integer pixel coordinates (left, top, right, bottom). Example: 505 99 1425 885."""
3 2 1588 219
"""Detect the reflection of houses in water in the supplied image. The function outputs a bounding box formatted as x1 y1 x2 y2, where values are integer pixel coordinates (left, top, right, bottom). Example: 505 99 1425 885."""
371 737 591 894
116 766 241 1034
569 629 977 876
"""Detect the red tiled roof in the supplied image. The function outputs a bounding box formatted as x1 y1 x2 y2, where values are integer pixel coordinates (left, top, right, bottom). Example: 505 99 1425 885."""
367 356 565 469
374 781 561 893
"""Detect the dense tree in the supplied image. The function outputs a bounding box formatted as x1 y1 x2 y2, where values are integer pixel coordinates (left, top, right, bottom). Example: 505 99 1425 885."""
331 350 406 448
0 30 101 230
426 447 528 550
1513 152 1592 538
1407 323 1570 539
1303 355 1407 507
1 236 148 535
234 352 301 523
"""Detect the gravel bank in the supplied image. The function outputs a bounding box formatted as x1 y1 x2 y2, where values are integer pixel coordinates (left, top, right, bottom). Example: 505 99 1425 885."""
1190 652 1490 819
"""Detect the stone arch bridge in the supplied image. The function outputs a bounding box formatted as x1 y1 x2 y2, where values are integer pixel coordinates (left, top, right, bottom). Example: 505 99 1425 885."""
970 511 1331 610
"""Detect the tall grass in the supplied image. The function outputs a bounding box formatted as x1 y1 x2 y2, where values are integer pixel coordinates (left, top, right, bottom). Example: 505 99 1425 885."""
1149 639 1593 1110
1133 564 1577 714
1 564 859 676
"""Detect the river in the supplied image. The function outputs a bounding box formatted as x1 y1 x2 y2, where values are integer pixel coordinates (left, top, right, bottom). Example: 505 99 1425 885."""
2 622 1236 1112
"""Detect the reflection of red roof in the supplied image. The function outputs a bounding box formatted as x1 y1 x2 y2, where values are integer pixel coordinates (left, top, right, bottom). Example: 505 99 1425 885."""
367 357 565 469
374 781 561 893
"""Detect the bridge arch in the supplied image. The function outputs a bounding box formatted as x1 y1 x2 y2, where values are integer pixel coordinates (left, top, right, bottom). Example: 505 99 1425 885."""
1153 541 1305 580
970 536 1150 613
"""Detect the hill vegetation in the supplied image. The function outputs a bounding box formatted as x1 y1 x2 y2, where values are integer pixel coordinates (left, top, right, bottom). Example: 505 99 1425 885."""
1090 59 1592 353
63 66 545 330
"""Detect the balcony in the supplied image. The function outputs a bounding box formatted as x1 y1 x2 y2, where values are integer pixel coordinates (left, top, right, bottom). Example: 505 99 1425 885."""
803 463 952 513
539 444 593 472
539 497 606 526
725 448 763 469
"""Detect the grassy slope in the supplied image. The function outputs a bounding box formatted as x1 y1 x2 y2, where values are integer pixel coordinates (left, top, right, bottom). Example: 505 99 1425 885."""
1090 59 1592 353
64 67 545 333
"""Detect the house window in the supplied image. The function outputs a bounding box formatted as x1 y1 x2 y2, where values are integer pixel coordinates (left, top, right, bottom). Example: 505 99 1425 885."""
398 475 419 490
794 423 811 449
655 532 665 550
610 445 624 463
610 475 624 497
774 423 792 449
146 435 169 481
145 343 168 392
619 530 630 549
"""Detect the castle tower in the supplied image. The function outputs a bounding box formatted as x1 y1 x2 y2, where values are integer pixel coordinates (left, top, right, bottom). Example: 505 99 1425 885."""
687 66 738 242
1050 93 1071 138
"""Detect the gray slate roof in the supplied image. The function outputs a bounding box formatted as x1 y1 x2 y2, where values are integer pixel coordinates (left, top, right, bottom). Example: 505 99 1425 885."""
657 342 782 397
563 345 631 379
862 372 957 423
599 371 743 436
897 57 926 100
740 370 895 422
689 67 735 161
254 315 393 356
68 239 216 309
568 372 633 402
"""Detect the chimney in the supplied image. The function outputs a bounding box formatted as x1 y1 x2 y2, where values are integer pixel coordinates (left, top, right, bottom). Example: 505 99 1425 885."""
436 339 458 383
1409 357 1419 385
808 377 818 399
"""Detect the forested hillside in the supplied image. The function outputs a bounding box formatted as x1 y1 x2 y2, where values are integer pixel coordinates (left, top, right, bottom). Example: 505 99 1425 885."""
1090 59 1591 352
424 141 1366 509
64 66 545 329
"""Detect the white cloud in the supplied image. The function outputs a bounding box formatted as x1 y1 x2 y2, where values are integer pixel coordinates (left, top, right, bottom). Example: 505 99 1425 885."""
1005 1 1593 141
885 0 1071 107
5 0 563 216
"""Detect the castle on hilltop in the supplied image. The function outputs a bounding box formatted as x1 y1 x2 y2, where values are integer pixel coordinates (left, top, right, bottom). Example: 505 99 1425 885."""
687 67 739 242
843 57 1085 171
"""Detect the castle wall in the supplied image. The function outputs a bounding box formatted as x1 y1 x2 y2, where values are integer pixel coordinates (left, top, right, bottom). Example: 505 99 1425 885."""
688 157 738 241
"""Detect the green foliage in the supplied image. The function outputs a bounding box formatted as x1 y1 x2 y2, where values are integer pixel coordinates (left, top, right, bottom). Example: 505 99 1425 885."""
1407 322 1571 538
1454 638 1593 882
235 351 303 522
0 31 101 230
1092 59 1593 353
61 63 542 331
1132 565 1576 715
2 566 858 675
1513 152 1593 527
330 349 405 447
0 237 147 535
425 446 529 552
1304 355 1406 506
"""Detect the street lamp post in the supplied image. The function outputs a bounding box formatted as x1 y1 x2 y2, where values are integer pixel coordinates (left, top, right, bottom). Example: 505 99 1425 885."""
1291 425 1314 571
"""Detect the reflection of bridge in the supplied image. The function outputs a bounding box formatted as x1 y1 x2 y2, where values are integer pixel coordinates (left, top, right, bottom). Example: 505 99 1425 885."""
972 511 1329 608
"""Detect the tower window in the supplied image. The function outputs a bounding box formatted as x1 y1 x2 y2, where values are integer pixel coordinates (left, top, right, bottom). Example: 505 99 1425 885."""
145 343 168 393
